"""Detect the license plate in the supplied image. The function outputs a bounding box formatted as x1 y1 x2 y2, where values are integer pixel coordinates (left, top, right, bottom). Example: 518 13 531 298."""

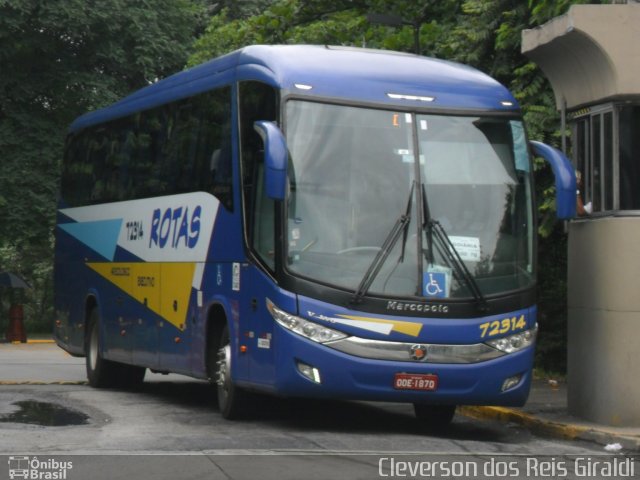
394 373 438 391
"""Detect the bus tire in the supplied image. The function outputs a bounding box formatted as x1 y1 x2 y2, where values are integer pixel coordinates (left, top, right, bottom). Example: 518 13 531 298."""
85 308 120 388
413 404 456 430
85 308 146 388
215 324 249 419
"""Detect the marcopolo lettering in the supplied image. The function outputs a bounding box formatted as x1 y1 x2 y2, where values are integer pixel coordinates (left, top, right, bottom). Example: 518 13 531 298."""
387 301 449 314
149 205 201 249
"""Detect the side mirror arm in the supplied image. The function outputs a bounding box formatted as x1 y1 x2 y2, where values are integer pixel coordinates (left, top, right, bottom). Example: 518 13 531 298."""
530 141 577 219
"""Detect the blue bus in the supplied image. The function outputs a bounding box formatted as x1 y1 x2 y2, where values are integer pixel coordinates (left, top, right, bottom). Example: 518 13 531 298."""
54 45 575 426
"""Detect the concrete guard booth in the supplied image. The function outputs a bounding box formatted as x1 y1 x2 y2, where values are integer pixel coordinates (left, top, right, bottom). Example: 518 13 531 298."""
523 4 640 426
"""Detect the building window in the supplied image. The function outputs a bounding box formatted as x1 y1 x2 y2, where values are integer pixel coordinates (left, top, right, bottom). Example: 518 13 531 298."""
619 106 640 210
571 103 640 214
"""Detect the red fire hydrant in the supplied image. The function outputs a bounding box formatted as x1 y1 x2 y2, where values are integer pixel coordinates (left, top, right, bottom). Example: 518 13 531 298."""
6 304 27 343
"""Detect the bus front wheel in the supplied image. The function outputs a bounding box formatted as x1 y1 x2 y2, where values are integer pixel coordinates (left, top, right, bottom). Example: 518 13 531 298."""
413 404 456 430
215 324 249 419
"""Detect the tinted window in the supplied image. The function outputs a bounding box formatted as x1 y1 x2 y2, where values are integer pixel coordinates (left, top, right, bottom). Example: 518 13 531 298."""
619 106 640 210
238 81 278 269
61 87 233 210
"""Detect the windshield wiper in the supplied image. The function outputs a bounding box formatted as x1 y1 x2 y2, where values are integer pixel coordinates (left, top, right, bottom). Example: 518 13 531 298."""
421 185 488 312
351 183 414 304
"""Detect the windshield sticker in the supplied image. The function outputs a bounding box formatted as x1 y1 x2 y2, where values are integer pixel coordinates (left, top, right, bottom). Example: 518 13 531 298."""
423 272 446 298
422 271 450 298
400 154 425 164
420 119 428 130
511 121 530 172
424 264 452 298
448 236 481 262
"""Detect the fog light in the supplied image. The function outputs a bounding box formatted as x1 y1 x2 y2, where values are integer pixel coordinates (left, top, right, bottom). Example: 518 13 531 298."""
501 374 522 392
297 361 321 384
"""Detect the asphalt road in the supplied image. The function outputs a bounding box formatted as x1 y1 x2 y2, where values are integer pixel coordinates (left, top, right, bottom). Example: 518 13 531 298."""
0 343 629 480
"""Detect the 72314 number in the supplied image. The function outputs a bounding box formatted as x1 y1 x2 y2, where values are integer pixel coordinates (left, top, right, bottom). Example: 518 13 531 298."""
479 315 526 338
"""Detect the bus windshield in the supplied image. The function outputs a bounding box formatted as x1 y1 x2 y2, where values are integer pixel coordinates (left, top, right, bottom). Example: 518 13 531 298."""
284 101 534 299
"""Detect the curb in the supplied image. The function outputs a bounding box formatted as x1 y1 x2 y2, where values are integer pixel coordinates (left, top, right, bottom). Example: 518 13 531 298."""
0 339 55 345
0 381 87 385
459 406 640 452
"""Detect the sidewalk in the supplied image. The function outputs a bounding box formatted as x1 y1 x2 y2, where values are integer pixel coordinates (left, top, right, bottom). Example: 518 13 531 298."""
0 338 193 384
459 378 640 452
0 337 86 384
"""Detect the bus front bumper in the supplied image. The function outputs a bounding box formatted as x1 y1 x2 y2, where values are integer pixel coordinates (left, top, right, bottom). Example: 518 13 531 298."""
271 326 534 407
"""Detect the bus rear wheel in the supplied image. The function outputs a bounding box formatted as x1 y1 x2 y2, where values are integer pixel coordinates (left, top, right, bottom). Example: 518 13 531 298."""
215 324 249 419
413 404 456 430
85 308 145 388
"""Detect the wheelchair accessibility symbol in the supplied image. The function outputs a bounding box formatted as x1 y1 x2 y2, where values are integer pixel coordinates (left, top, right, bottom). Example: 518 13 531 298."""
423 271 447 298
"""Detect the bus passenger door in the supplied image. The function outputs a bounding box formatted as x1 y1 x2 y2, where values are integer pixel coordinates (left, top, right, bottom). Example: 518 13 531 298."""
240 265 276 387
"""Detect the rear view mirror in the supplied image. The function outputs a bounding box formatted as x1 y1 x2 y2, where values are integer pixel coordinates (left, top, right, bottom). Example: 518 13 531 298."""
254 121 288 201
530 141 576 219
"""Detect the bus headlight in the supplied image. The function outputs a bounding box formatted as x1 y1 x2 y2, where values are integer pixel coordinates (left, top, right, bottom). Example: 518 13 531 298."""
485 325 538 354
266 299 348 344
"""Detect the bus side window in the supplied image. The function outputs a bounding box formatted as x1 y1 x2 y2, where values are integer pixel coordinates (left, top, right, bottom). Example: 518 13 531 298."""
139 105 172 197
239 81 278 270
88 129 114 203
62 87 234 208
164 88 233 209
196 88 233 210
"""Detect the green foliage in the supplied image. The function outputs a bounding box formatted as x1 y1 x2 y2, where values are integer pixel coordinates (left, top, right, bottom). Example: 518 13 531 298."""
0 0 597 368
188 1 370 65
0 0 203 332
535 223 568 373
529 0 604 25
204 0 277 20
189 0 463 64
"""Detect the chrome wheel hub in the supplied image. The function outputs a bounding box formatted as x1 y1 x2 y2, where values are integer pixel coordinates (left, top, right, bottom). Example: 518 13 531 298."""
89 324 98 371
216 344 231 396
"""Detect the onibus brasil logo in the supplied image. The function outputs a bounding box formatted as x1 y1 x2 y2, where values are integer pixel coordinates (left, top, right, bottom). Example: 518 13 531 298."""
8 456 72 479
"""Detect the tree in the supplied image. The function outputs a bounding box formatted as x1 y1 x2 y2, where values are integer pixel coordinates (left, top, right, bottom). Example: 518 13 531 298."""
0 0 203 330
188 0 461 65
205 0 277 19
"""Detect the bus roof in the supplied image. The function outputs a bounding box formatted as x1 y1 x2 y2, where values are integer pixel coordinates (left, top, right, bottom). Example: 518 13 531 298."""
69 45 519 133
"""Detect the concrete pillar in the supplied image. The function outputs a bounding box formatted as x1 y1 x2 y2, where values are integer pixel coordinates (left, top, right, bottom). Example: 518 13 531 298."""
568 217 640 426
